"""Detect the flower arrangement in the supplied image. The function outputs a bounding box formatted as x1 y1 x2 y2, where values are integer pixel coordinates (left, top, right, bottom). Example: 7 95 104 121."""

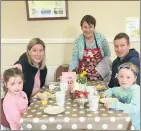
70 71 88 99
76 71 87 84
70 90 88 99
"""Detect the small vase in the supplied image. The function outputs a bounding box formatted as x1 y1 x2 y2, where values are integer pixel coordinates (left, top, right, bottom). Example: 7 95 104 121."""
75 98 88 107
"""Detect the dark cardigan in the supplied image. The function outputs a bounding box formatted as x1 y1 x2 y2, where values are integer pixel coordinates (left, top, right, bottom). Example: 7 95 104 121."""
15 53 47 101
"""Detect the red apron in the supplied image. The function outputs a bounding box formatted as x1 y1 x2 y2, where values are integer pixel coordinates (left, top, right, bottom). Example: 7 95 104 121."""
78 35 103 81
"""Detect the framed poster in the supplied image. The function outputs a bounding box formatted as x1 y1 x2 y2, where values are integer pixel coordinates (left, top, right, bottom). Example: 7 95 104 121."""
26 1 68 20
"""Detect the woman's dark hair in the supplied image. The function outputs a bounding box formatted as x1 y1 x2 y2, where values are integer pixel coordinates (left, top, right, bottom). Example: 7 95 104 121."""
114 32 130 44
80 15 96 28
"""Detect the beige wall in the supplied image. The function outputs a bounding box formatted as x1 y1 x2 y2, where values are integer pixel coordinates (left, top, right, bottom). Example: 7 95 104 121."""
1 1 140 72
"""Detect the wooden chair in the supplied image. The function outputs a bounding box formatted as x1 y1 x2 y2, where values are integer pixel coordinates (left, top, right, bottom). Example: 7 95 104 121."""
1 98 10 129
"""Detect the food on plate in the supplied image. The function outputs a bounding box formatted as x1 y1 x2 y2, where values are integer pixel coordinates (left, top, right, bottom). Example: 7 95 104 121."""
43 91 54 98
34 92 42 98
95 84 104 89
46 92 53 98
33 91 53 99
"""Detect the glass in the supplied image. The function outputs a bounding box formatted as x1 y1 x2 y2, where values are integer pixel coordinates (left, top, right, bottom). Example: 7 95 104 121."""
55 91 65 106
60 82 68 93
95 91 100 102
41 94 48 105
86 86 96 94
88 94 98 111
97 95 100 102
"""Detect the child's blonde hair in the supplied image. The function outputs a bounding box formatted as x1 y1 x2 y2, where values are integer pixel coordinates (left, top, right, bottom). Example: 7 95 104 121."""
26 38 46 69
118 62 139 77
3 68 24 92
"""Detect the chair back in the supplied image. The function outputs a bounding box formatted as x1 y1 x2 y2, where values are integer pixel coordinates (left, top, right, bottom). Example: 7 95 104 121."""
1 98 10 128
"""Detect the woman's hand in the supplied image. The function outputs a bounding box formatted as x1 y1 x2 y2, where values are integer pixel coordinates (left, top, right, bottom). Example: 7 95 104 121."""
13 64 22 71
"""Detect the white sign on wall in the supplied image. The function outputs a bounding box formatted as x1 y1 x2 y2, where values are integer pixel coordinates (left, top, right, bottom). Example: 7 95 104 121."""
125 17 140 41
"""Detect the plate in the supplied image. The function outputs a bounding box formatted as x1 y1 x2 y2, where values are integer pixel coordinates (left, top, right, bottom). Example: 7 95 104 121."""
46 82 59 86
100 98 119 104
87 82 107 91
32 92 42 99
44 106 65 115
44 91 55 98
33 91 54 99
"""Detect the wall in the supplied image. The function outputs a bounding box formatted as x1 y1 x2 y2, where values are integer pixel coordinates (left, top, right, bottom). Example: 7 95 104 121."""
1 1 140 72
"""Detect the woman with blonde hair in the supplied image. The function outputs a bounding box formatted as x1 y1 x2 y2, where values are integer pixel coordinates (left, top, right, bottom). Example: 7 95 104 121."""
14 38 47 102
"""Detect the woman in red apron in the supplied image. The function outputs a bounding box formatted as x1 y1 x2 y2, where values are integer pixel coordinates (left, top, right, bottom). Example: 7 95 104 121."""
69 15 111 81
78 34 103 81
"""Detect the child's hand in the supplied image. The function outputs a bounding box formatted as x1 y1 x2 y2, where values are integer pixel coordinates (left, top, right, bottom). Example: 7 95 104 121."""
101 93 107 98
104 102 110 109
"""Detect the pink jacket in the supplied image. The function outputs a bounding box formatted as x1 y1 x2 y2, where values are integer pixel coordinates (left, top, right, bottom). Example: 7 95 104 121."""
3 91 28 130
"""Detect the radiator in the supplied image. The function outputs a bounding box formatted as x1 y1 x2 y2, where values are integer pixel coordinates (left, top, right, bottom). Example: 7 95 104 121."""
46 66 58 82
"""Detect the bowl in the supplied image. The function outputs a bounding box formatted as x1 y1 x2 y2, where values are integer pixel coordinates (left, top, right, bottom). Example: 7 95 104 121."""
74 98 88 107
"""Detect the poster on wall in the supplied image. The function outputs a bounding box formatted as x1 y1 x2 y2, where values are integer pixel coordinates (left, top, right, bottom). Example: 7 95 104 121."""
125 17 140 41
26 1 68 20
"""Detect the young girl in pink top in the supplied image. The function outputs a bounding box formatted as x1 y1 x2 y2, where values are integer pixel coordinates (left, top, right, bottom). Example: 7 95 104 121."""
3 68 28 130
